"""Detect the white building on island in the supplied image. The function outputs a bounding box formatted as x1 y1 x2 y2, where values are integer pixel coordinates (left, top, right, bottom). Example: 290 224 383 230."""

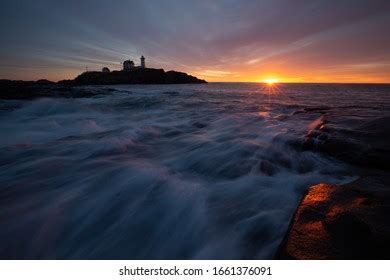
123 60 135 71
122 56 146 71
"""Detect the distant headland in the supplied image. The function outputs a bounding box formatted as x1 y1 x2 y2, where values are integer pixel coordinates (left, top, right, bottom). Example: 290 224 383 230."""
0 55 206 99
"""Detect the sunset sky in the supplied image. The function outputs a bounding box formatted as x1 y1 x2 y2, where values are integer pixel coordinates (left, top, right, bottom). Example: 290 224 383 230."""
1 0 390 83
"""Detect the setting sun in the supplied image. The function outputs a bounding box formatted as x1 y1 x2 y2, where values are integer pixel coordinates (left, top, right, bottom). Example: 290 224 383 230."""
263 78 279 85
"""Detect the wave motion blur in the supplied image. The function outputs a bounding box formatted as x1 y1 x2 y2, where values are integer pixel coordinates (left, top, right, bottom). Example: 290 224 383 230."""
1 83 389 259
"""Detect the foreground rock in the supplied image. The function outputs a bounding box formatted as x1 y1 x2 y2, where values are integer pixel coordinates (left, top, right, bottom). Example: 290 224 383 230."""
276 175 390 259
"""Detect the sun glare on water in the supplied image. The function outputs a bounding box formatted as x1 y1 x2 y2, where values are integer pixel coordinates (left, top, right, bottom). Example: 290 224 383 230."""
263 79 279 85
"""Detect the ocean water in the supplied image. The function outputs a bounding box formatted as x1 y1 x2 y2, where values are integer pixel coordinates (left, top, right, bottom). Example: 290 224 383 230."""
0 83 389 259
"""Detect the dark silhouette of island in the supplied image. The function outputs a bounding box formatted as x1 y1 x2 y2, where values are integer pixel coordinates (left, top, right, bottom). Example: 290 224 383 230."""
59 68 207 86
0 56 207 99
59 56 206 85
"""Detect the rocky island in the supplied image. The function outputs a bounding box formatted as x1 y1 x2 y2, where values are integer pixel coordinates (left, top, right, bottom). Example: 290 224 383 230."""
63 55 206 85
60 67 207 86
0 68 206 99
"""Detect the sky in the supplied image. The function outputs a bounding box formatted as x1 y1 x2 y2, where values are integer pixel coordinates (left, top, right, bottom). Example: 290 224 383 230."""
1 0 390 83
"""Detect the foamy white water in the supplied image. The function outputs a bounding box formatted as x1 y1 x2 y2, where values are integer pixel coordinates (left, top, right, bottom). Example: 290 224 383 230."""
1 83 389 259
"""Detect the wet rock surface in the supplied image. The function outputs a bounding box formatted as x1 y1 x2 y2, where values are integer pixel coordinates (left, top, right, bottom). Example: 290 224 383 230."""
276 174 390 259
304 114 390 171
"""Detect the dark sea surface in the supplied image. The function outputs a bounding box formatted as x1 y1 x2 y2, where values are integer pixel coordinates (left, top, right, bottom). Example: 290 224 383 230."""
0 83 389 259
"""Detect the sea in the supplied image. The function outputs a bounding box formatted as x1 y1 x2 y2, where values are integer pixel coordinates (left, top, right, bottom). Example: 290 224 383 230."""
0 83 389 259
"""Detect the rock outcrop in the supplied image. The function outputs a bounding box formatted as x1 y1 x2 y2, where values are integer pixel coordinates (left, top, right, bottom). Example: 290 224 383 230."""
304 115 390 171
276 175 390 259
278 110 390 259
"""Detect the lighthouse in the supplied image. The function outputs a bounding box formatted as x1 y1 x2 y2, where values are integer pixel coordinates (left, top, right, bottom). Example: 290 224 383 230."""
140 55 145 68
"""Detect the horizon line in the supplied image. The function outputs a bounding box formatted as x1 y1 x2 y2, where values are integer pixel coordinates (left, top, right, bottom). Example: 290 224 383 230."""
1 78 390 85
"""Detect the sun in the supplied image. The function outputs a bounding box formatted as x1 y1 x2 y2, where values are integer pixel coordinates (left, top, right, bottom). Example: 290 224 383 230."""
263 78 279 85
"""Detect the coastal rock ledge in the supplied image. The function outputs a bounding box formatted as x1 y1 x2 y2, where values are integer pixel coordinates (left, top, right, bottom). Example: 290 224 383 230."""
276 176 390 259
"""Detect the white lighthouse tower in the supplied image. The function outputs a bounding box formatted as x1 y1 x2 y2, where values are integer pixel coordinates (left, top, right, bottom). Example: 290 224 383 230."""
140 55 145 68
